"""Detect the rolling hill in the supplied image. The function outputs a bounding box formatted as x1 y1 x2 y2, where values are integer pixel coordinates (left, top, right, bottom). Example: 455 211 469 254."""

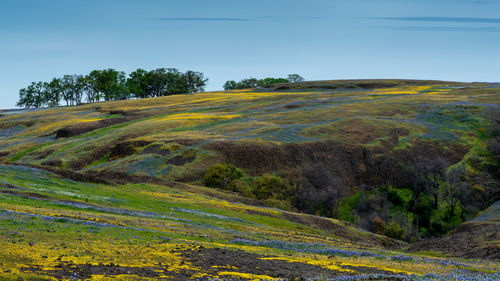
0 79 499 280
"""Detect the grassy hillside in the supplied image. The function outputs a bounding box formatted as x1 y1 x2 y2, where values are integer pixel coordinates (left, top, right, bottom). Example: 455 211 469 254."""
0 164 499 280
0 79 499 279
0 80 497 180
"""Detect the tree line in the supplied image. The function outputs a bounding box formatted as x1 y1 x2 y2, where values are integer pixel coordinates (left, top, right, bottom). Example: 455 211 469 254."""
223 74 304 90
17 68 208 108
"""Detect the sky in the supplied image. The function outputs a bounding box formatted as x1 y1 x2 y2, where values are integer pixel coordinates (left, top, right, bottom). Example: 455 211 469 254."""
1 0 499 109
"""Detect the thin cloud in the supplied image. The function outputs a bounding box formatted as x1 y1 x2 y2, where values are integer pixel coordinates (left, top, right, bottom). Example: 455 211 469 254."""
376 17 500 24
394 26 500 32
153 17 257 22
257 16 325 20
152 16 324 22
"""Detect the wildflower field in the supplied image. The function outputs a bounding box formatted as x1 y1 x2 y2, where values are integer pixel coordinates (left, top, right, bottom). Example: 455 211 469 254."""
0 164 498 280
1 80 498 182
0 80 499 280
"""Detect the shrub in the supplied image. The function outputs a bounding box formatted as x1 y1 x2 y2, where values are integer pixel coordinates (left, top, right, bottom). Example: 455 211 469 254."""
203 163 245 190
230 179 254 198
263 198 295 211
251 173 289 200
372 217 386 235
384 221 405 240
387 188 404 206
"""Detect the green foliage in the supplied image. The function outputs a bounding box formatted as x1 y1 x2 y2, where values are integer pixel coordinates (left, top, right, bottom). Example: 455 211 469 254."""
387 187 412 208
251 173 289 200
230 179 254 198
88 69 129 101
203 163 245 190
223 74 304 90
337 192 360 223
203 166 296 211
16 81 45 108
287 74 305 83
263 198 295 211
384 221 405 240
16 67 208 108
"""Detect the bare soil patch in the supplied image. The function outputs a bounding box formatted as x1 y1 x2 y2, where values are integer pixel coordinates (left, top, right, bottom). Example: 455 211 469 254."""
109 140 152 160
182 245 339 280
166 155 196 166
22 262 160 280
408 222 500 260
55 111 152 139
41 159 63 167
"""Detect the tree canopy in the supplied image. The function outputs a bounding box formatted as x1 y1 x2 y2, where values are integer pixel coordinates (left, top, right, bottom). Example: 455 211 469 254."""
223 74 304 90
16 68 208 108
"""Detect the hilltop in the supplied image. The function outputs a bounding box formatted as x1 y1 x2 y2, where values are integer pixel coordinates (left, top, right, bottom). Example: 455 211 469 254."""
0 79 499 280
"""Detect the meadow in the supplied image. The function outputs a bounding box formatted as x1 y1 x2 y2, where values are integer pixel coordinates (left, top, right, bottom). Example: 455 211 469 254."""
0 80 499 280
1 80 497 182
0 164 499 280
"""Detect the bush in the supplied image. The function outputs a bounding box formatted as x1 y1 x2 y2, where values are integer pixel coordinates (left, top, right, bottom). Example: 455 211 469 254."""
337 192 360 223
387 188 404 206
251 173 289 200
372 217 386 235
203 163 245 190
230 179 254 198
384 221 405 240
263 198 295 211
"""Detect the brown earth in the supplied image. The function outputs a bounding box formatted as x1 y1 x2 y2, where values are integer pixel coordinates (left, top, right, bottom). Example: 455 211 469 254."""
140 144 171 156
21 245 407 280
182 245 402 280
41 159 63 167
55 117 130 139
166 155 196 166
408 221 500 260
109 140 152 160
54 110 152 139
22 262 161 280
204 140 369 186
68 139 151 170
204 138 469 188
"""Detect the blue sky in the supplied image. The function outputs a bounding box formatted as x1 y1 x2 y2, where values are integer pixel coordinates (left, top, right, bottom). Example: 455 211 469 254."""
1 0 499 109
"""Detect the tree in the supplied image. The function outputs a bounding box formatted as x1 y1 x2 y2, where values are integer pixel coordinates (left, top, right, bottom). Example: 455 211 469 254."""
223 80 238 90
17 67 208 107
163 68 187 95
260 77 289 88
127 68 151 99
429 158 447 209
294 164 345 218
61 75 85 105
88 69 128 101
443 167 468 220
148 68 170 97
44 78 63 107
17 87 35 108
239 78 261 89
287 74 305 83
183 70 208 93
412 157 447 209
82 74 98 103
17 82 45 108
223 74 303 90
